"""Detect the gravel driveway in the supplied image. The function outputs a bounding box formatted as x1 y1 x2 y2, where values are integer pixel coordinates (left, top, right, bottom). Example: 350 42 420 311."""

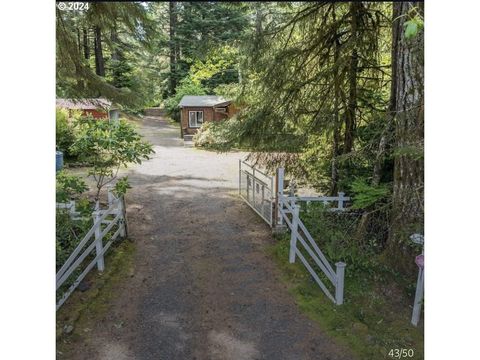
61 116 352 360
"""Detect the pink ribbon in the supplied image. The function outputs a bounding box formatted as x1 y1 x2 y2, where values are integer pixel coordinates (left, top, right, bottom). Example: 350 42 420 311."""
415 254 424 269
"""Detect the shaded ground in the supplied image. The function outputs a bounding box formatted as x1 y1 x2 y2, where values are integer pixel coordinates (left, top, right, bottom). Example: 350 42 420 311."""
58 116 353 360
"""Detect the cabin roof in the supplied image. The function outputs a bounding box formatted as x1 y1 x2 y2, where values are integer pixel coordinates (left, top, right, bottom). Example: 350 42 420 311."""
56 98 114 110
178 95 231 108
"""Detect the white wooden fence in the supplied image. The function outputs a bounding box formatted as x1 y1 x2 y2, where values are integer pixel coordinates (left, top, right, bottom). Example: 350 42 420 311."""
56 200 81 220
275 168 347 305
56 192 126 310
239 160 274 226
283 193 350 211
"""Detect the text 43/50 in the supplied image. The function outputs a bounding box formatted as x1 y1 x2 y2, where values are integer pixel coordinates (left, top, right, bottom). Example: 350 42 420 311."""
388 349 415 358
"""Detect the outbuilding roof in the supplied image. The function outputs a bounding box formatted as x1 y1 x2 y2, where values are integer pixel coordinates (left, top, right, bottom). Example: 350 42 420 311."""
56 98 113 110
178 95 231 108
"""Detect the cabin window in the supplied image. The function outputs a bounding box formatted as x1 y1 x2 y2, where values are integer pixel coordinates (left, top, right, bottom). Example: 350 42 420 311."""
188 111 203 128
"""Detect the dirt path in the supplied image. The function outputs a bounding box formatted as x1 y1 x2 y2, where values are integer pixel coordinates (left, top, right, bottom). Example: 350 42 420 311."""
62 116 353 360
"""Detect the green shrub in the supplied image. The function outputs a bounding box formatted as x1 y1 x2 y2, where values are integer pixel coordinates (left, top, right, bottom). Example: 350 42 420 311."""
193 121 222 147
71 117 153 202
113 176 132 197
299 202 384 277
350 178 391 209
56 108 76 158
56 169 92 271
193 117 239 151
56 170 88 203
56 211 92 270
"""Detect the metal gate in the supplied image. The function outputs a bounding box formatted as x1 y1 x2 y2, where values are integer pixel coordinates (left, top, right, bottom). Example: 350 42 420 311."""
239 160 274 226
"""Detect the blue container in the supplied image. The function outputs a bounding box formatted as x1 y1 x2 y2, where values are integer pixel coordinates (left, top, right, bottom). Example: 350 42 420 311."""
56 151 64 172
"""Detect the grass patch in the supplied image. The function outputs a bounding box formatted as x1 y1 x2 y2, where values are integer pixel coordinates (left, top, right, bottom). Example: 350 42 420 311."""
269 234 424 360
56 240 135 356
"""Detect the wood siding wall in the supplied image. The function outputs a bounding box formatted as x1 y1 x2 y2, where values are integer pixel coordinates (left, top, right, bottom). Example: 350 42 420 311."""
67 109 109 119
180 106 230 135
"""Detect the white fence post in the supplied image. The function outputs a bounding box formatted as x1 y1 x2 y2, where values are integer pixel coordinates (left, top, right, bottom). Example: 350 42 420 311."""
289 179 296 197
69 200 76 218
289 203 300 263
252 167 256 208
119 196 126 237
337 192 346 210
276 167 285 226
270 175 274 225
107 185 115 206
93 211 105 272
411 267 424 326
335 262 346 305
410 233 424 326
238 160 242 195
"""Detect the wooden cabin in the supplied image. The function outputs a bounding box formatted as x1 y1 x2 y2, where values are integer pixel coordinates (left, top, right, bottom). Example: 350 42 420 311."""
178 95 237 139
56 98 119 121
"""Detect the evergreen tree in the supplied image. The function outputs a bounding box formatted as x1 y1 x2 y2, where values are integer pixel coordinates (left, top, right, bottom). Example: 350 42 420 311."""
56 2 155 106
231 2 391 190
388 2 424 260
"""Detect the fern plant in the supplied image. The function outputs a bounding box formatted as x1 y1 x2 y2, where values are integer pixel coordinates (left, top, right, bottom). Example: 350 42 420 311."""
350 178 391 209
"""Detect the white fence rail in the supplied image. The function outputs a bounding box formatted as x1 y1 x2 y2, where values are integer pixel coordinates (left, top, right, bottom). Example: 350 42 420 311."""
283 192 350 211
56 192 126 310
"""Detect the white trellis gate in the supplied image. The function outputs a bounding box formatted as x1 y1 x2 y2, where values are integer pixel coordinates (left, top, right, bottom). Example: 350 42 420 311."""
277 193 346 305
238 164 347 304
239 160 274 226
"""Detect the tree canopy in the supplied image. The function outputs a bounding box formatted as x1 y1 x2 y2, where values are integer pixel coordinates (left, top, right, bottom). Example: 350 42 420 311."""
56 1 424 273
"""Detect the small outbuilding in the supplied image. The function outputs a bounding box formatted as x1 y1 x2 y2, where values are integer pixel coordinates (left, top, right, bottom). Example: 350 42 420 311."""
178 95 237 138
56 98 120 121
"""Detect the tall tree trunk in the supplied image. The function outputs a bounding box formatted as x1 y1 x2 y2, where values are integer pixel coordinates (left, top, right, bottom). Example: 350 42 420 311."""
355 7 399 243
83 28 90 61
255 2 263 37
330 23 341 195
343 2 361 155
94 26 105 77
238 65 243 85
388 2 424 258
110 25 122 87
110 27 119 62
169 2 177 95
251 2 264 64
76 28 82 54
371 4 400 187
